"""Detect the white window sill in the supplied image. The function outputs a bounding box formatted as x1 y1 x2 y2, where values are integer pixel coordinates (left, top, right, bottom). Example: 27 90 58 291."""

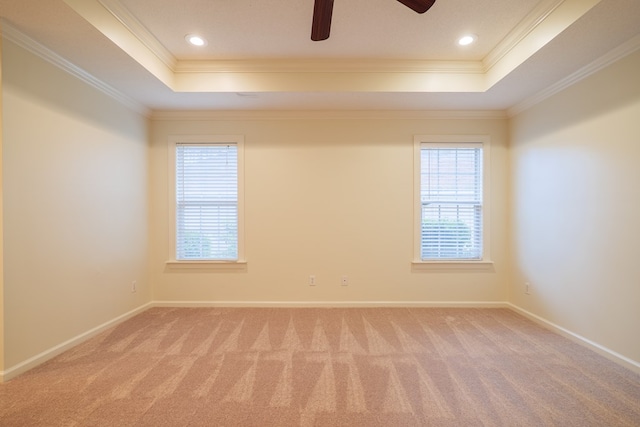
165 260 248 271
411 260 494 272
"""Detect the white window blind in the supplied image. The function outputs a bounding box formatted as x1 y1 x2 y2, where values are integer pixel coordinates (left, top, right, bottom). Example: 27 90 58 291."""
176 143 238 260
420 144 483 260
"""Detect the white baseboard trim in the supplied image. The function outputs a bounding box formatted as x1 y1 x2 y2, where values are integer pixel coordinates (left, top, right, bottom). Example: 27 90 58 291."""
7 301 635 381
0 302 153 383
507 303 640 375
152 300 510 308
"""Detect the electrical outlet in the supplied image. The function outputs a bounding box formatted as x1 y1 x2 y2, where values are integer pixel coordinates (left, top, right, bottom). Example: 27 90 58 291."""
309 275 316 286
131 280 137 293
341 276 348 286
525 282 530 295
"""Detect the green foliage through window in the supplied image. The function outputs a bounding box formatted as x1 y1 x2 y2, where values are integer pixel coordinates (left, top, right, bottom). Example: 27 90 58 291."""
421 218 473 259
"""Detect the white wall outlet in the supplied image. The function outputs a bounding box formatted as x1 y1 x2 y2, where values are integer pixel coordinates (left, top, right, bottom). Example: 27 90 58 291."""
341 276 348 286
309 275 316 286
131 280 137 293
525 282 530 295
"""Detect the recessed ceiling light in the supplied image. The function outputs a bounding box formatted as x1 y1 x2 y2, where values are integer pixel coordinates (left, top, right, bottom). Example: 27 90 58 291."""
458 34 477 46
186 34 207 47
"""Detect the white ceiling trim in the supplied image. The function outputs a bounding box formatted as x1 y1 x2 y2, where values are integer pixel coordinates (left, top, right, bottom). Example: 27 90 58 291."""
90 0 569 77
99 0 176 70
174 59 485 74
484 0 601 89
85 0 489 78
91 0 488 76
65 0 583 95
62 0 175 88
11 0 629 114
483 0 565 72
61 0 606 96
1 21 149 117
508 33 640 117
69 0 600 86
150 109 508 121
173 70 487 93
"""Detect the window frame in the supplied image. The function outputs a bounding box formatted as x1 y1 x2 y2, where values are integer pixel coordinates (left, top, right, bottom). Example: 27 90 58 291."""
413 135 492 269
167 135 245 268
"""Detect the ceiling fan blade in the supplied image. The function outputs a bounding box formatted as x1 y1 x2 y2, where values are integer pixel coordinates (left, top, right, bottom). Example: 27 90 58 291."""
396 0 436 14
311 0 334 41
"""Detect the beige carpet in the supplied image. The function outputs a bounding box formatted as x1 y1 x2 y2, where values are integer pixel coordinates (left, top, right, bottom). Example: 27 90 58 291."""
0 307 639 426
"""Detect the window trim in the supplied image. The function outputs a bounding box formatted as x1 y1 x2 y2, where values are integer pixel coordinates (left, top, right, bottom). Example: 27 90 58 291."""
167 135 245 267
412 135 492 267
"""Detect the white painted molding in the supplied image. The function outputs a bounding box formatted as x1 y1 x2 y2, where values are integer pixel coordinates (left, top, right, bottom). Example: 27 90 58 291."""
86 1 485 77
507 303 640 375
484 0 564 72
98 0 177 70
4 301 637 382
1 21 149 117
151 109 508 121
509 33 640 116
176 59 485 75
0 302 153 383
91 0 484 77
152 301 509 308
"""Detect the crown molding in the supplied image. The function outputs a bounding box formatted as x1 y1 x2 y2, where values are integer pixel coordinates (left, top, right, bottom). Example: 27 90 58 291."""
1 22 149 117
151 109 508 121
508 33 640 116
484 0 565 72
175 59 485 74
98 0 177 70
93 0 486 77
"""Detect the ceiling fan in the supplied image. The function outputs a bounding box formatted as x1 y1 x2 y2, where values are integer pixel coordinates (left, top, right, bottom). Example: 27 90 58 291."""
311 0 436 41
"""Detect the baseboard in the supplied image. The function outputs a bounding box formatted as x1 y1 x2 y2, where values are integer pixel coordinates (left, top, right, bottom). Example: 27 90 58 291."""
10 301 634 382
0 302 153 383
0 300 510 381
507 303 640 375
152 300 510 308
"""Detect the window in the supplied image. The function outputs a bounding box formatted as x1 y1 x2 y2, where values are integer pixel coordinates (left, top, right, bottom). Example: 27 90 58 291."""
414 136 490 263
169 135 244 263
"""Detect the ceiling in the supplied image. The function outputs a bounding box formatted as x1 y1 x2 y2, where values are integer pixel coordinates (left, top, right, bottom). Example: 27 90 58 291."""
1 0 639 114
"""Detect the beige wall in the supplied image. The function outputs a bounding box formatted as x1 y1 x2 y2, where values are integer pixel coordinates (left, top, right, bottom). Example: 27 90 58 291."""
150 115 509 304
509 50 640 363
1 40 150 370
